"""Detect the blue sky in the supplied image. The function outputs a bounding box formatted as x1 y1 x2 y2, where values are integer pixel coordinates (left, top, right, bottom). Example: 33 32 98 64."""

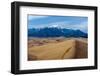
28 15 88 33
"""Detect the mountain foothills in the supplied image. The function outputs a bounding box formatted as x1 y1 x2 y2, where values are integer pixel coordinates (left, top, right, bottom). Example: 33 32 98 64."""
28 27 87 38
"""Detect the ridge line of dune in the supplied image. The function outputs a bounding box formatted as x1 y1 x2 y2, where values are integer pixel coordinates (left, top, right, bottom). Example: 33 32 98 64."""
61 47 72 59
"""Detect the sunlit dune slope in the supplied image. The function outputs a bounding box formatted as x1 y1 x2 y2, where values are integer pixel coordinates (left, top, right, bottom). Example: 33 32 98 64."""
28 39 87 60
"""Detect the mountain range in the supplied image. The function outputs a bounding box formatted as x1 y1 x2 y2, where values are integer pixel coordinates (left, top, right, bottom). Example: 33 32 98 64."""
28 27 87 38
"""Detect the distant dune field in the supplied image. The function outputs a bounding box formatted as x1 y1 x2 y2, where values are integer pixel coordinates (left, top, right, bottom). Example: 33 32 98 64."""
28 38 88 61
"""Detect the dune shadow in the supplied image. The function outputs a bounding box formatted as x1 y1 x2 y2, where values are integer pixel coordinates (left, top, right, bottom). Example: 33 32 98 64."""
74 40 88 58
28 53 38 61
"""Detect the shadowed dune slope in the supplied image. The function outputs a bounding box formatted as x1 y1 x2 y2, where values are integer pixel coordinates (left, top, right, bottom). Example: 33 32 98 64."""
28 39 87 60
75 39 88 58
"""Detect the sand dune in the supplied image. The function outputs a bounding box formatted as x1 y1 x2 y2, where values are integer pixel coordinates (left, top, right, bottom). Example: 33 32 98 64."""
28 39 87 60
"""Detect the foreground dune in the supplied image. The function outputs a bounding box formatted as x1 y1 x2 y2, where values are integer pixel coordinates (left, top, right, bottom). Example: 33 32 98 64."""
28 39 87 60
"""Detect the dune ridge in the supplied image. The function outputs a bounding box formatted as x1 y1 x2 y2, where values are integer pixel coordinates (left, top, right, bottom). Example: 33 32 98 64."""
28 39 87 60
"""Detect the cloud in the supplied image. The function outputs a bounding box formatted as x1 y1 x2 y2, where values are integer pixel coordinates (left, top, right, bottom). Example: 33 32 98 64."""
28 21 70 29
28 15 48 20
51 24 59 27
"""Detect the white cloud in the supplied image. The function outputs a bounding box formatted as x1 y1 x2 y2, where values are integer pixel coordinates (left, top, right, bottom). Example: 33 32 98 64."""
28 15 48 20
69 21 88 33
50 25 59 27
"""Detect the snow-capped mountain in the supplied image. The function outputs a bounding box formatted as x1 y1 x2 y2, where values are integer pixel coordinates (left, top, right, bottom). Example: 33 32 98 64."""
28 27 87 38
